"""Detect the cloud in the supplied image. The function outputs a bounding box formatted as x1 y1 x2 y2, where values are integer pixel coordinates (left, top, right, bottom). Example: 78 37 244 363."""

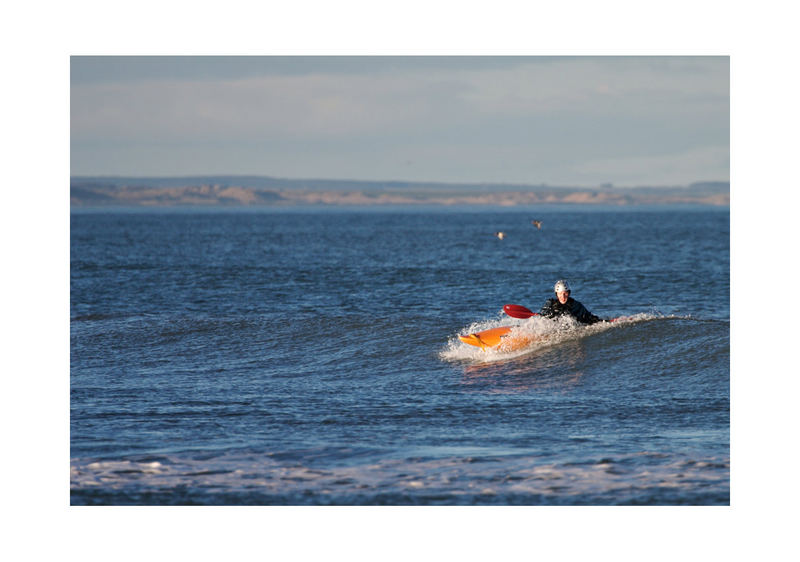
70 57 729 184
573 144 730 186
72 57 727 139
72 73 446 141
459 58 728 119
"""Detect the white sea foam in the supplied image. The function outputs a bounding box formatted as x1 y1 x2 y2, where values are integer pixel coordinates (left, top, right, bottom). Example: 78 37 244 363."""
70 450 729 504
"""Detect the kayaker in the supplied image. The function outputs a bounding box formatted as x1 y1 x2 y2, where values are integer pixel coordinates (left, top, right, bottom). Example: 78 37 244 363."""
540 279 603 325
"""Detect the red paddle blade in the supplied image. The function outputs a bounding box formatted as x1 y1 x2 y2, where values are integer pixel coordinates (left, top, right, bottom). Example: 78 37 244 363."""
503 304 538 319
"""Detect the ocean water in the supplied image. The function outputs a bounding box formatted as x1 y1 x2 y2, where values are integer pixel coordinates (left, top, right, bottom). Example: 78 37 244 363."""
70 206 729 505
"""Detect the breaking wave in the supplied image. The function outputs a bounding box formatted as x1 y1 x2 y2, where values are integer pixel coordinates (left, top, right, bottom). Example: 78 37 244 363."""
440 311 665 363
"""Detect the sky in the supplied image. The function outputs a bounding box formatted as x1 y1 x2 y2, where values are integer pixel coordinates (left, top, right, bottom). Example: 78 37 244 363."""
71 56 729 187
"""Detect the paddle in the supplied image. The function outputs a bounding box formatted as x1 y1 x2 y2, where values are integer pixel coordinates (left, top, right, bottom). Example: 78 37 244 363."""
503 304 538 319
505 303 622 323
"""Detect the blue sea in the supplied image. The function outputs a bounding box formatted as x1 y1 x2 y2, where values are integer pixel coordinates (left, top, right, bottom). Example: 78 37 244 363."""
70 205 729 505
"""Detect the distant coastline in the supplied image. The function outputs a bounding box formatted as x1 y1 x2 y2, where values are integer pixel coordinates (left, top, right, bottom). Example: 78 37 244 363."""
70 176 730 207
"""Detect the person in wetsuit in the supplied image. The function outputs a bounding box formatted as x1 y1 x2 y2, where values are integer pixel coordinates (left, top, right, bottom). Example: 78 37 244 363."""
540 279 603 325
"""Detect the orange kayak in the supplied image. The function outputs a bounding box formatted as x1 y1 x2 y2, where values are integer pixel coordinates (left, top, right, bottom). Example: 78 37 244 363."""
458 326 536 351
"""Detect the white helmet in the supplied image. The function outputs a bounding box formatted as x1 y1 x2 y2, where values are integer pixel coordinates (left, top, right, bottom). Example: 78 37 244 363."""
554 279 571 294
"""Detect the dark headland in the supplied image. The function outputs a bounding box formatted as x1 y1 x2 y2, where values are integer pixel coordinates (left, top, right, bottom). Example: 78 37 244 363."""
70 176 729 207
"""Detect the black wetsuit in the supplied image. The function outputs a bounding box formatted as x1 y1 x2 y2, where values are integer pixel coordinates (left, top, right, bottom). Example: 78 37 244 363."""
540 296 603 325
